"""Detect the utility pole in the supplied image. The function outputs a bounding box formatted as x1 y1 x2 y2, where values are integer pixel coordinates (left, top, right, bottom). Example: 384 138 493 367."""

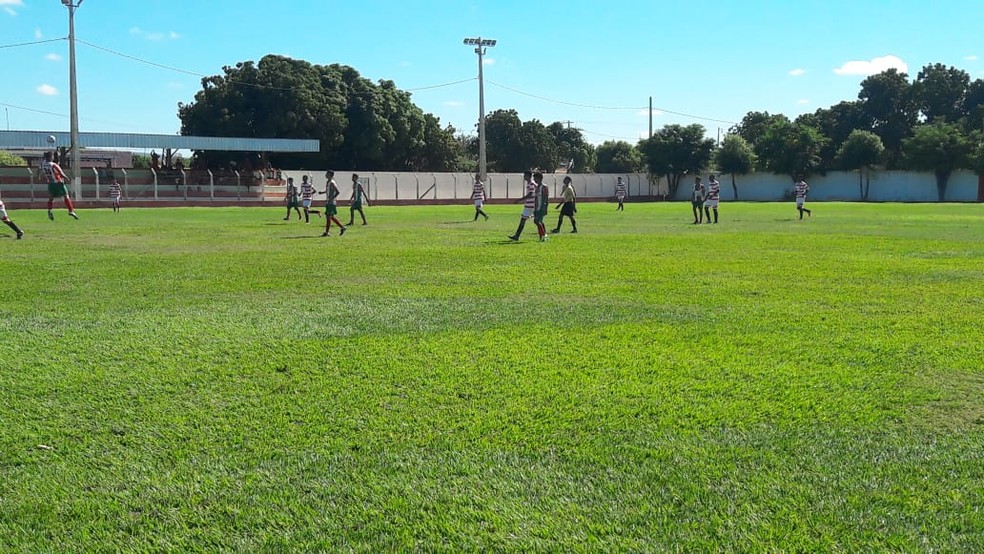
62 0 83 201
463 37 496 182
649 96 653 138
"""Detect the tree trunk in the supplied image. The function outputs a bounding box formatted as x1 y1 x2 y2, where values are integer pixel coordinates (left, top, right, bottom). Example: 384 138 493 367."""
863 166 870 201
859 170 864 200
936 170 950 202
731 174 739 200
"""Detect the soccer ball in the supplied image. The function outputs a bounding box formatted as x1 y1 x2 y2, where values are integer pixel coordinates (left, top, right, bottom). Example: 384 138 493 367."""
46 135 56 144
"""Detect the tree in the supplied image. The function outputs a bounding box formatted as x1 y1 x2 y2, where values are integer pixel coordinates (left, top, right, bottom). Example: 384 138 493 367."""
961 79 984 135
714 134 756 199
970 139 984 176
837 130 885 200
731 111 789 148
913 63 970 124
408 115 460 172
548 122 596 172
595 141 644 174
858 69 918 167
638 124 716 197
902 122 975 201
133 154 152 169
178 55 450 171
756 120 828 178
0 150 27 167
798 101 871 170
483 109 524 172
518 119 559 172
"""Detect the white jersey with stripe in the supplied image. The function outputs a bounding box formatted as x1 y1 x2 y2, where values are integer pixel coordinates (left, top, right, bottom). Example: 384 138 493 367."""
472 182 485 201
108 183 122 199
795 181 809 199
41 160 64 184
524 180 536 209
615 182 626 198
706 181 720 200
300 182 315 200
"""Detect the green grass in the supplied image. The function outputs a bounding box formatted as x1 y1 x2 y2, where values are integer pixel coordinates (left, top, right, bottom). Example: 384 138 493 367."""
1 202 982 551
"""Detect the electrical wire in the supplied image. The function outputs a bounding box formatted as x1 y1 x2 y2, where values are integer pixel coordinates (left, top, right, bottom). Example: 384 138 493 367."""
0 37 66 49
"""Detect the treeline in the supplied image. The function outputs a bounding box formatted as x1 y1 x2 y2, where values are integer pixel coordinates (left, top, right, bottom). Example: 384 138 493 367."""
178 57 984 199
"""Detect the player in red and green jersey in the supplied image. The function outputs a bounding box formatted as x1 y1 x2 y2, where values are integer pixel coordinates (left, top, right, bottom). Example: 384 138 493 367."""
533 171 550 241
283 177 301 220
320 171 347 237
40 151 78 221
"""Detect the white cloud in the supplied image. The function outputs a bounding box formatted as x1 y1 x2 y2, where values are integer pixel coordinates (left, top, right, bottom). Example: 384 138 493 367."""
130 26 179 40
443 100 464 107
834 55 908 76
965 55 978 61
37 84 58 96
797 99 810 105
1 0 23 16
44 53 62 61
34 27 42 39
788 68 806 76
482 57 495 65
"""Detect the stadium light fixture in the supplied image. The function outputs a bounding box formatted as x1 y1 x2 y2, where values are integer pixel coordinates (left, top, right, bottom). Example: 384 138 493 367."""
463 37 496 182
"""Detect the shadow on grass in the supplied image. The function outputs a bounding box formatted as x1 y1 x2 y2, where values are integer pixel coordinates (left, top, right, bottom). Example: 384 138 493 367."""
282 235 324 240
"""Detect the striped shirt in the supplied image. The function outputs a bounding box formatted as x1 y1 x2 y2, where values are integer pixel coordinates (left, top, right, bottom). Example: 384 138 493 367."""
41 160 65 184
108 182 122 199
794 181 809 199
615 181 626 198
524 180 536 209
300 181 315 201
472 181 485 201
706 180 720 201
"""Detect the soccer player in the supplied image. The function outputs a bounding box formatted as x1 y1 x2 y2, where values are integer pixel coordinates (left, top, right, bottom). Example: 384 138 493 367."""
704 174 720 224
471 174 489 221
508 170 536 241
794 176 812 219
614 176 626 211
108 179 122 213
40 151 78 221
690 176 705 224
346 173 369 226
0 199 25 239
552 176 578 233
320 172 347 237
532 171 550 241
299 175 320 223
283 177 301 220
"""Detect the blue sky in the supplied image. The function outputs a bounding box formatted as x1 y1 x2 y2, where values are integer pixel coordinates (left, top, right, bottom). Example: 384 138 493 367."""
1 0 982 146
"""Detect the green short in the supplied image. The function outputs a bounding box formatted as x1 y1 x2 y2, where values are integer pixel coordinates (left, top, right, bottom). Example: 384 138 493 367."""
48 182 69 198
351 201 363 211
326 203 338 216
287 199 299 209
533 209 547 224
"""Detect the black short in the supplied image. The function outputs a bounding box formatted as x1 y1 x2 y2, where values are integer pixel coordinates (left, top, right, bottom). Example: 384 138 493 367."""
560 202 576 216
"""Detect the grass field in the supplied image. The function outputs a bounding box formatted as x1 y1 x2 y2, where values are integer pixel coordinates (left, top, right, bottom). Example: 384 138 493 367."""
1 202 982 551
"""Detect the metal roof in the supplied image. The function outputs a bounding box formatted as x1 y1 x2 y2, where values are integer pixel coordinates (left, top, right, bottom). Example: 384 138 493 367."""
0 131 320 152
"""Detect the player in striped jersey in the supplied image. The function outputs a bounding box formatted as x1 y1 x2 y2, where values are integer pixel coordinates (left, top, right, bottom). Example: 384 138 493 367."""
794 176 812 219
319 171 347 237
299 175 320 223
108 180 122 213
40 151 79 221
283 177 301 220
690 177 705 224
0 199 25 239
614 176 626 211
703 174 720 224
471 174 489 221
346 173 369 226
508 170 536 241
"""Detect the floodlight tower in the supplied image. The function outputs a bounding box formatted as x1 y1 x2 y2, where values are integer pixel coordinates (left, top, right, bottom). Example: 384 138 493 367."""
463 37 496 182
62 0 83 200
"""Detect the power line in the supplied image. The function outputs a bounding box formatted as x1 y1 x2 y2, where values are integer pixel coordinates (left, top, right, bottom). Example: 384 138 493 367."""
406 77 476 91
0 37 66 49
0 100 148 129
487 80 645 110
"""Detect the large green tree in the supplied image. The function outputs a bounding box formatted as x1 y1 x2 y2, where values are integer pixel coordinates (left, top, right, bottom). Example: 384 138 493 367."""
178 55 453 171
714 134 756 199
837 130 885 200
902 122 975 201
961 79 984 135
595 141 644 174
548 122 595 173
638 124 716 197
756 120 828 178
913 63 970 124
483 109 524 172
731 111 789 148
858 69 918 167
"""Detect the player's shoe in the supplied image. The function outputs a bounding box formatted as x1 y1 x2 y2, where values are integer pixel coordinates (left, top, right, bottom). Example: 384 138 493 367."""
483 215 489 221
508 235 518 241
16 230 24 239
69 212 79 220
47 211 54 220
550 228 559 234
570 229 578 234
340 227 347 236
320 232 329 237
